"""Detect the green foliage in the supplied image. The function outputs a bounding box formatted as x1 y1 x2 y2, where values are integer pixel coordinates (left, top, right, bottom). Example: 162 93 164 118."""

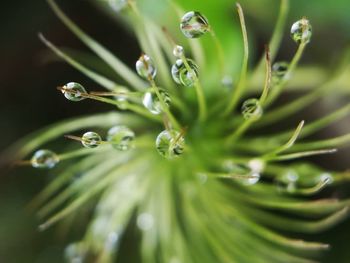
5 0 350 262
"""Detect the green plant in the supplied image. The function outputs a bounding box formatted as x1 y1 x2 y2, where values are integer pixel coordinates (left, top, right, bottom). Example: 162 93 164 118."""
5 0 350 262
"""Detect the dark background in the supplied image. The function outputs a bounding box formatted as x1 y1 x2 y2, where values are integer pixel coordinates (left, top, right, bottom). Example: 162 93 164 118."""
0 0 349 262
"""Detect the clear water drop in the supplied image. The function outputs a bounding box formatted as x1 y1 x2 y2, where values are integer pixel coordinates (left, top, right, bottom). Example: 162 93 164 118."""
62 82 87 102
114 87 129 110
81 131 102 148
291 18 312 44
104 231 120 252
221 75 233 88
173 45 184 58
64 242 86 263
180 11 209 38
137 213 154 231
276 170 299 193
272 62 289 84
136 54 157 80
171 59 199 87
108 0 128 12
107 125 135 151
142 88 171 115
156 130 185 159
241 98 263 120
31 149 59 169
243 172 260 185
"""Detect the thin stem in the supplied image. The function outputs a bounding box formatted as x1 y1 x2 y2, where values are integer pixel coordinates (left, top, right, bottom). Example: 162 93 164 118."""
259 46 272 105
265 42 307 106
149 79 181 130
226 119 254 145
210 30 225 77
263 120 304 157
252 0 289 76
264 149 337 162
179 54 207 122
39 33 116 90
224 3 249 116
226 48 271 145
58 86 160 122
292 133 350 152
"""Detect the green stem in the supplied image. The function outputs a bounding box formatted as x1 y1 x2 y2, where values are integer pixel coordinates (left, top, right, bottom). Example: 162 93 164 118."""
180 55 207 122
224 3 249 116
150 79 181 130
265 43 307 106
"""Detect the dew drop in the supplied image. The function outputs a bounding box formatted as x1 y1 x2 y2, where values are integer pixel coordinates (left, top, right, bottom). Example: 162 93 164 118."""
62 82 87 102
221 75 233 89
64 242 86 263
114 87 129 110
156 130 185 159
291 18 312 44
142 88 171 115
276 170 299 193
137 213 154 231
173 45 184 58
31 149 59 169
171 59 199 87
272 61 289 83
108 0 128 12
107 125 135 151
243 172 261 185
81 131 102 148
104 231 120 252
136 54 157 80
241 98 263 120
180 11 209 38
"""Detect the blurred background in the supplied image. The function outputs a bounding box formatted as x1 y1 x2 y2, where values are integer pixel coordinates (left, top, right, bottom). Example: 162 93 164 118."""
0 0 349 262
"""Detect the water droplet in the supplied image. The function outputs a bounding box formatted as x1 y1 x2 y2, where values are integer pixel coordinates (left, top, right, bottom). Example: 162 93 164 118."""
243 172 260 185
276 170 299 193
173 45 184 58
291 18 312 44
136 54 157 80
64 242 86 263
197 173 208 184
241 98 263 120
108 0 128 12
81 131 102 148
104 231 120 252
171 59 199 86
62 82 87 102
31 149 59 169
221 75 233 88
142 88 171 115
137 213 154 231
180 11 209 38
319 173 333 185
156 130 185 159
272 62 290 86
107 125 135 151
114 87 129 110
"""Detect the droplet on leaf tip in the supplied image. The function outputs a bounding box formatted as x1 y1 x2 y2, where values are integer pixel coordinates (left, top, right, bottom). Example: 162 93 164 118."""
180 11 209 38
